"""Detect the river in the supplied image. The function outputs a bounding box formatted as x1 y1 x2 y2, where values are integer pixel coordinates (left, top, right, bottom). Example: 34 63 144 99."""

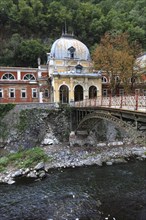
0 161 145 220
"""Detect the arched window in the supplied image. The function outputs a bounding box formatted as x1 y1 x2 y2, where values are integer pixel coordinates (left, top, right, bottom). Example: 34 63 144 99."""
74 85 83 101
59 85 69 103
68 46 75 59
23 74 35 81
102 76 107 83
115 76 120 83
89 86 97 99
2 73 15 80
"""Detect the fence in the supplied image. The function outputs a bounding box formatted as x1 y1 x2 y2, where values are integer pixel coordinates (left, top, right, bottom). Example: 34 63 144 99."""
73 95 146 112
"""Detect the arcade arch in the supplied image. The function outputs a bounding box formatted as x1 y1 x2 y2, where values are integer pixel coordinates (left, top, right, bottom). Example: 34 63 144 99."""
74 85 83 101
89 86 97 99
59 85 69 103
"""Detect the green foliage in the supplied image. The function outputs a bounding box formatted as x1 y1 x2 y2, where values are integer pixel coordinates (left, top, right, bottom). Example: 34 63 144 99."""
0 0 145 67
14 39 47 67
0 103 15 118
0 147 51 172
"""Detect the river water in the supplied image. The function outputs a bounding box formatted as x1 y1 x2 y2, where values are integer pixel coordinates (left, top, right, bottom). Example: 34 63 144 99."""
0 161 145 220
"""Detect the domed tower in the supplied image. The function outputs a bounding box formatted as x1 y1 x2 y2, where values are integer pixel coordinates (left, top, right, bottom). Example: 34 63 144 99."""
47 33 101 103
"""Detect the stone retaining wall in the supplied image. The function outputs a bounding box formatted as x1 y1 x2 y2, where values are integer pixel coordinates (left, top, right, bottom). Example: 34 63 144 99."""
14 103 56 111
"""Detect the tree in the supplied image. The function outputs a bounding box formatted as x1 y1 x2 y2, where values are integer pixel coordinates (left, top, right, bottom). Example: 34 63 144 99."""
14 39 47 67
93 32 142 94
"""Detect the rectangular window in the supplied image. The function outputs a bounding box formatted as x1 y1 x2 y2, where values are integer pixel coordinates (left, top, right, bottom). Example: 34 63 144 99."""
32 88 37 98
21 88 26 98
0 88 3 98
44 89 49 98
102 89 108 97
119 89 124 96
9 88 15 98
143 90 146 96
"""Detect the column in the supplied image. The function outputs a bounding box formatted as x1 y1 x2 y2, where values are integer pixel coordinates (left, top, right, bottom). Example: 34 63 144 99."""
84 77 88 99
70 77 74 102
17 70 21 80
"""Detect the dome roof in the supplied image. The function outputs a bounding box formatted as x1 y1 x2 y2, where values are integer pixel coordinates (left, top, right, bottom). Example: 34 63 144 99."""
50 34 91 60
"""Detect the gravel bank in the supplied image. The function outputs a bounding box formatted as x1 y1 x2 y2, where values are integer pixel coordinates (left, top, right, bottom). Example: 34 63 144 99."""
0 143 146 184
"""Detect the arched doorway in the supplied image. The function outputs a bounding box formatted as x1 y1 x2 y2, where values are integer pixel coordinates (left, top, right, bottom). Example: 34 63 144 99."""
74 85 83 101
89 86 97 99
59 85 69 103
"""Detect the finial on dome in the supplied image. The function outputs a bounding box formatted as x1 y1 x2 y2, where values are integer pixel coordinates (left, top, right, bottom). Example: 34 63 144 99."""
61 24 74 38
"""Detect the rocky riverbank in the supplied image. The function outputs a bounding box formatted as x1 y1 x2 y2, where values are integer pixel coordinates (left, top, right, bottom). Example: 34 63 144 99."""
0 142 146 184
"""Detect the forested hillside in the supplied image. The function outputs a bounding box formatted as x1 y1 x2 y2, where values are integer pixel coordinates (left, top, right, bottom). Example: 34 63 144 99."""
0 0 145 67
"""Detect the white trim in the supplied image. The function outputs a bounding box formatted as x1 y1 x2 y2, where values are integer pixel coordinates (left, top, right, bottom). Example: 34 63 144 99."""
21 88 27 98
102 76 108 83
23 73 36 81
1 72 16 80
31 88 38 98
9 88 15 98
17 70 21 80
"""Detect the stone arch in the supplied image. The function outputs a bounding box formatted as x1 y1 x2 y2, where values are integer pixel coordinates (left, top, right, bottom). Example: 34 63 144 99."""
74 85 84 101
89 86 97 99
59 85 69 103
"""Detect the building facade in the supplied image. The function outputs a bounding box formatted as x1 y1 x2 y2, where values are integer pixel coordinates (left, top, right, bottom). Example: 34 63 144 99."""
0 33 102 104
101 53 146 97
0 66 49 103
47 33 101 103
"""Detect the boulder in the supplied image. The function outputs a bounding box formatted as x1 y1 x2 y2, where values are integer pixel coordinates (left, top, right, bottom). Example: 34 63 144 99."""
7 178 15 184
12 169 23 178
27 171 37 178
38 170 46 179
41 133 59 145
106 161 113 166
34 162 45 170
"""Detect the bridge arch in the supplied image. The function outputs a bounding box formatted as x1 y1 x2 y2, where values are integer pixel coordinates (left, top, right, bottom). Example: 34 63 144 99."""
76 111 144 143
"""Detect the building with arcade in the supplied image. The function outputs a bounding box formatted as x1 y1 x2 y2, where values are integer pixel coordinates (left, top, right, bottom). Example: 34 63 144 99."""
0 33 102 104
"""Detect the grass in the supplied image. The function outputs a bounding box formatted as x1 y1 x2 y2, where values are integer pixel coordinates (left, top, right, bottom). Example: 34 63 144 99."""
0 147 52 172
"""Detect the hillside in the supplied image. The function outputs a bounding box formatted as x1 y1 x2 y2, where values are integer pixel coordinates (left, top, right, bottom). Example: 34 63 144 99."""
0 0 145 67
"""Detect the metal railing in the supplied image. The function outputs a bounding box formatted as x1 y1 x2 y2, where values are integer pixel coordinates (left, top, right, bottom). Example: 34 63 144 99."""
73 95 146 112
